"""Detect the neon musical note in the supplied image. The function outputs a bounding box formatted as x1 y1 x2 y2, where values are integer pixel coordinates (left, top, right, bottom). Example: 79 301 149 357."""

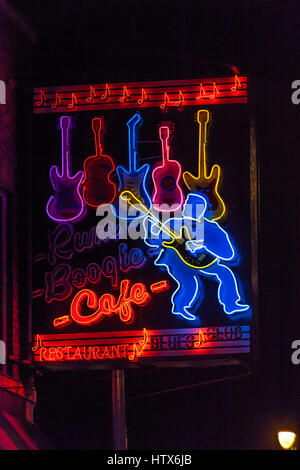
209 82 220 100
196 83 206 101
32 334 43 352
119 86 130 103
194 329 207 347
160 92 169 112
231 75 242 92
51 93 63 109
175 90 185 110
37 89 46 107
101 83 112 100
68 92 78 109
138 88 149 105
86 86 97 103
128 328 149 361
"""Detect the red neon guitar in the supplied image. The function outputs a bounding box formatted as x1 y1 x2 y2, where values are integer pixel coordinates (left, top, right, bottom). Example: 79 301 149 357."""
183 110 225 221
151 125 184 211
82 117 117 207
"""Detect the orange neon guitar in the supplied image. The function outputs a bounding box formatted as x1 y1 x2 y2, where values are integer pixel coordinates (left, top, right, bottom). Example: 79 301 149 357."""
183 110 225 221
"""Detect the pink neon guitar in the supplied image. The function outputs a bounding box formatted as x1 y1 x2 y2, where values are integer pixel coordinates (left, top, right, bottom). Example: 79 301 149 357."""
151 125 184 211
46 116 86 223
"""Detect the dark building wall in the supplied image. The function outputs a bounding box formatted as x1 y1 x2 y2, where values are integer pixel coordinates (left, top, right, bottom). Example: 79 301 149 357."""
0 2 35 423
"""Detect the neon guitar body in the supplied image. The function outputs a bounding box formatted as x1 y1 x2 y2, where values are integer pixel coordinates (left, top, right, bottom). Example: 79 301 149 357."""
82 117 117 207
47 167 85 221
183 164 221 214
152 125 184 211
117 165 151 206
46 116 85 223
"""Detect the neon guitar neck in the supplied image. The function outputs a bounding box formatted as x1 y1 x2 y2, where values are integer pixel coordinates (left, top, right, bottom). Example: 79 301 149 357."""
127 113 142 172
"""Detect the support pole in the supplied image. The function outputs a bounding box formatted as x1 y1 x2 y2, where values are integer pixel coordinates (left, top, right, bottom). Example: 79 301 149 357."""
112 369 128 450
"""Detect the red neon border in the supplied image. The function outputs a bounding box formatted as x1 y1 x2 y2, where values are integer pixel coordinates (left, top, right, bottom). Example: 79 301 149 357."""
34 76 247 114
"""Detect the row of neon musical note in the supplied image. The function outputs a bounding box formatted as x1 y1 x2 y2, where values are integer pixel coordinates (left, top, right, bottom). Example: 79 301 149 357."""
35 75 244 112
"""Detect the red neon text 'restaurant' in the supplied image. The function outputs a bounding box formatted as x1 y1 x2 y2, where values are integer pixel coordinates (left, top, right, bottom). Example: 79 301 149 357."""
70 279 151 326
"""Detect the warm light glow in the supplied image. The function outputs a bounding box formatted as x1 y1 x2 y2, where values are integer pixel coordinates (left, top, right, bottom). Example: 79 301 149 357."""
278 431 296 450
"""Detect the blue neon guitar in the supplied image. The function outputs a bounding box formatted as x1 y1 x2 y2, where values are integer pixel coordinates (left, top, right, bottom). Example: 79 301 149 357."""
113 113 152 219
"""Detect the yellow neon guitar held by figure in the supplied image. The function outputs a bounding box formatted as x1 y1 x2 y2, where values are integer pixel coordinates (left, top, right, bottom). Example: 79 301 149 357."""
120 190 218 270
183 109 225 221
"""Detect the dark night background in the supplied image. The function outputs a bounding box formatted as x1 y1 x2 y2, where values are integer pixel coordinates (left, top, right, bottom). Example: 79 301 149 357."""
7 0 300 450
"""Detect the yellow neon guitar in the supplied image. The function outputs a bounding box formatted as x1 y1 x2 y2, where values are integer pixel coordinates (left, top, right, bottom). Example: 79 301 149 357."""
183 110 225 221
120 190 218 270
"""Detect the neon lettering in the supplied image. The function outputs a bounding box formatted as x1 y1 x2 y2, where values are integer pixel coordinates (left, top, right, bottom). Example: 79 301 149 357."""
70 280 151 326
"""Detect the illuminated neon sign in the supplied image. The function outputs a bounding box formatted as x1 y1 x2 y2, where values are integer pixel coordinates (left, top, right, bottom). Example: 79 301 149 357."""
33 90 253 368
34 76 247 114
53 279 169 328
151 125 184 212
82 117 117 208
183 109 225 221
33 241 148 303
141 192 249 319
113 112 152 219
46 116 86 223
32 325 251 364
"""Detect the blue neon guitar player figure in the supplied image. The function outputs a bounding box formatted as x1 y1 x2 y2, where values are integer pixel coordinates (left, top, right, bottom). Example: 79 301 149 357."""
144 192 250 320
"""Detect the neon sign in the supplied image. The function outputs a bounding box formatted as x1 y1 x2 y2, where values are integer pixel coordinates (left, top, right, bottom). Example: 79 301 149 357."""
46 116 86 223
113 112 152 219
82 117 117 208
33 90 253 368
53 279 169 328
183 109 225 221
34 76 247 114
151 125 184 212
34 241 148 303
141 192 249 319
32 325 251 364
